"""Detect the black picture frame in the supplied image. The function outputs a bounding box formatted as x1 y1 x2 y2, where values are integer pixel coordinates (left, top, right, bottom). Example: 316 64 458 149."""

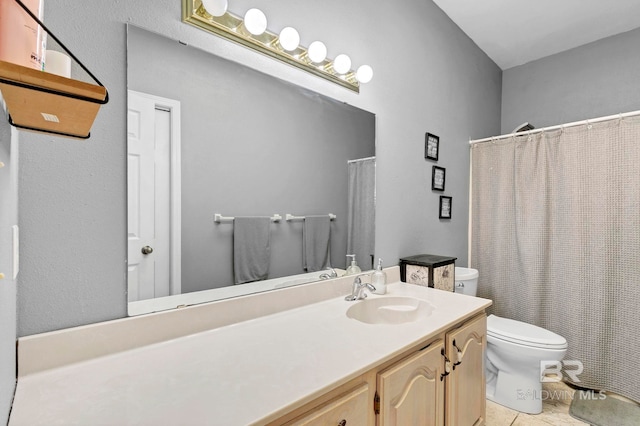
439 196 452 219
425 132 439 161
432 166 446 191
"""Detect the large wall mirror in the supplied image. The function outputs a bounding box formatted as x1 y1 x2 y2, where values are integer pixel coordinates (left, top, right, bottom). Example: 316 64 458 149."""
126 25 376 315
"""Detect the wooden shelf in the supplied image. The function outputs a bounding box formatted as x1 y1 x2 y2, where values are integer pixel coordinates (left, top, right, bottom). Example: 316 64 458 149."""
0 59 108 139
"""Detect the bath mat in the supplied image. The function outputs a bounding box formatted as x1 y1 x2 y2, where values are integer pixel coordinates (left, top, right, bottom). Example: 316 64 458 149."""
569 392 640 426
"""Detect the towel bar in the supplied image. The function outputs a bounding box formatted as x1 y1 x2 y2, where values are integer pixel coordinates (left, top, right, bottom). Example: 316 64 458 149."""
214 213 282 223
285 213 337 221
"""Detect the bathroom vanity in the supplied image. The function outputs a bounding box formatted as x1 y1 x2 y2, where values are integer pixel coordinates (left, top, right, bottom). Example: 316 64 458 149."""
274 312 487 425
9 267 490 425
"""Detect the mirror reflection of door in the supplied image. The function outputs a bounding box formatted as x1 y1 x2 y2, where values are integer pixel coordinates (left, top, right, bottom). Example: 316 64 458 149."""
127 90 182 302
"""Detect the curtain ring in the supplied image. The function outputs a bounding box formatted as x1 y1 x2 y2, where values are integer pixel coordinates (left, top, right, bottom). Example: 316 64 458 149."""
586 120 592 130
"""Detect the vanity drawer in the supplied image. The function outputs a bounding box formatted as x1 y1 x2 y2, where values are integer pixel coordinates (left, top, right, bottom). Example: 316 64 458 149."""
285 383 370 426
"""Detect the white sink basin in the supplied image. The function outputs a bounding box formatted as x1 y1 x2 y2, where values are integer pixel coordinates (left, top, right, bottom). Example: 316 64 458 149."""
346 296 433 325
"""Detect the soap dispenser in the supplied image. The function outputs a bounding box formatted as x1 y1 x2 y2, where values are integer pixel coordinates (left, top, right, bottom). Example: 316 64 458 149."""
345 254 361 276
371 258 387 294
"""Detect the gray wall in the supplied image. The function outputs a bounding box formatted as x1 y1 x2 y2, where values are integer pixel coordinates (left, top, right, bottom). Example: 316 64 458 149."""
128 26 375 292
17 0 501 337
0 122 18 425
502 27 640 133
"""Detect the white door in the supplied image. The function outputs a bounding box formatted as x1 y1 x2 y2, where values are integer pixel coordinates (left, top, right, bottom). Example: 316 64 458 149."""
127 91 181 302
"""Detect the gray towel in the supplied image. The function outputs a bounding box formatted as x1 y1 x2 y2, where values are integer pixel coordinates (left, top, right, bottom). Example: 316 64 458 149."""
233 216 271 284
302 215 331 272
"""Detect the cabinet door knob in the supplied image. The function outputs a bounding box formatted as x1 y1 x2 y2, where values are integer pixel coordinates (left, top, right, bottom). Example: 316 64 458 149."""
141 246 154 255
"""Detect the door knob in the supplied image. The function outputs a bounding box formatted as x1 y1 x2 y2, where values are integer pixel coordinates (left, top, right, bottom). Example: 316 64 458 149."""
141 246 154 255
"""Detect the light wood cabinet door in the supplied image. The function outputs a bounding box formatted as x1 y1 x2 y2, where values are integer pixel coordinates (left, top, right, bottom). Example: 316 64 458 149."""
377 340 445 426
445 314 487 426
285 383 370 426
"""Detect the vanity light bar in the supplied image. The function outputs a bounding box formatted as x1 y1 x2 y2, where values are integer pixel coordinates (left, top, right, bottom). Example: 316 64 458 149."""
182 0 372 92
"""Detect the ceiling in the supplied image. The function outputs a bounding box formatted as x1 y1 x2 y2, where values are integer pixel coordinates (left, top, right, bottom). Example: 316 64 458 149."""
432 0 640 70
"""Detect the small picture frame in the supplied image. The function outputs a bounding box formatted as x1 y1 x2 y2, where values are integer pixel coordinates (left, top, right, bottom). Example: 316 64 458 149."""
439 196 452 219
432 166 446 191
425 132 439 161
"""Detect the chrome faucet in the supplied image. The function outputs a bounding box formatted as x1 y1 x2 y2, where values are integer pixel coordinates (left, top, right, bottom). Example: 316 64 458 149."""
344 276 376 301
319 267 338 280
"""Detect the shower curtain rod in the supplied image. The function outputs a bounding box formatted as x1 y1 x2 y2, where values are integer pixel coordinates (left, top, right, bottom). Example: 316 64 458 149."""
469 109 640 145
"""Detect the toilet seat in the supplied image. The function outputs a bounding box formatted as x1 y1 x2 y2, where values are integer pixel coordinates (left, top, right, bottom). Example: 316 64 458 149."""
487 314 567 350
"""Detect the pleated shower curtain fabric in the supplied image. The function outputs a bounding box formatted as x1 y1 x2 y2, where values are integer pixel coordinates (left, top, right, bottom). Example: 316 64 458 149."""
471 117 640 402
347 157 376 270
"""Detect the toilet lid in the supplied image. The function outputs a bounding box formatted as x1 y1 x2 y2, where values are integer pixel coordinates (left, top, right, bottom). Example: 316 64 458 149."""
487 314 567 349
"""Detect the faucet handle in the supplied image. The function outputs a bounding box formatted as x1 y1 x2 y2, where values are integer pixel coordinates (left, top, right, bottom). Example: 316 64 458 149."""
326 267 338 277
345 276 364 301
351 276 362 295
344 276 377 301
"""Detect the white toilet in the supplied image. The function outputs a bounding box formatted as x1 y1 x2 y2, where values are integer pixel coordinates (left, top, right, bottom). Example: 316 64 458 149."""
455 267 568 414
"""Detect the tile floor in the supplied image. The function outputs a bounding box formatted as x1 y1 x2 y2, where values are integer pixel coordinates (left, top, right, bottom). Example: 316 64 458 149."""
486 381 588 425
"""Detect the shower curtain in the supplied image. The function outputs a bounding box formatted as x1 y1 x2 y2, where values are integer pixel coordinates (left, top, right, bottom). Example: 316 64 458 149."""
471 116 640 402
347 157 376 270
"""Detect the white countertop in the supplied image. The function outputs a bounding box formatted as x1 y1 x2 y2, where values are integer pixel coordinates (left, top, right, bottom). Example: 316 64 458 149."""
9 282 490 425
128 269 346 317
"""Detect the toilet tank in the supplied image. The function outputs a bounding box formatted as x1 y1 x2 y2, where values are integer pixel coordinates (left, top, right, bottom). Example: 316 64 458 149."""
454 267 479 296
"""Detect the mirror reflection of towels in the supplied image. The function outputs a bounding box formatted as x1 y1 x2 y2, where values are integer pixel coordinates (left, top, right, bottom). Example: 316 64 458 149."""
233 217 271 284
303 215 331 272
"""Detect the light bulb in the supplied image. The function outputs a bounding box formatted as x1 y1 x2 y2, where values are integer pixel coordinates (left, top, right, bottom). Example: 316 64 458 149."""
356 65 373 83
307 41 327 63
244 8 267 36
333 54 351 74
201 0 228 17
279 27 300 51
